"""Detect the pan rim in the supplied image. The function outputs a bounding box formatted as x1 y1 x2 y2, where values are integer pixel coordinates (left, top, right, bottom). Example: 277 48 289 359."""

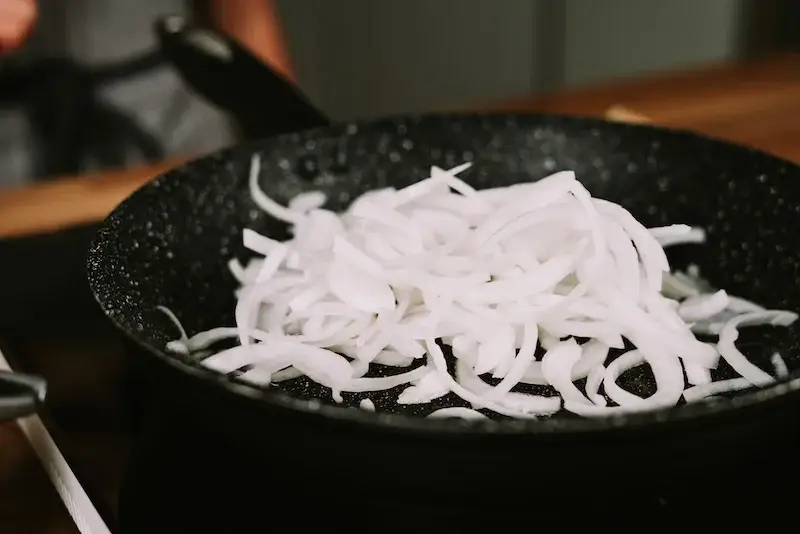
87 111 800 436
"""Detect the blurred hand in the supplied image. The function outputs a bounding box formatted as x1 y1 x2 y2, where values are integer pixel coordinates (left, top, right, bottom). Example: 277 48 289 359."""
0 0 35 53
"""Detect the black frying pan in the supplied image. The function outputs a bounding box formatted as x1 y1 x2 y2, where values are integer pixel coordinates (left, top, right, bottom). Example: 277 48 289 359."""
88 19 800 520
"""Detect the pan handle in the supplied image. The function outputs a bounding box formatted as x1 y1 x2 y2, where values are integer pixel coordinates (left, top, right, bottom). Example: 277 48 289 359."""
0 369 46 422
154 14 331 140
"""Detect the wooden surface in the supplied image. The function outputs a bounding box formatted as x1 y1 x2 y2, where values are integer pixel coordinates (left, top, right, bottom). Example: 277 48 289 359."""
0 54 798 240
1 53 799 532
497 53 800 163
0 156 190 240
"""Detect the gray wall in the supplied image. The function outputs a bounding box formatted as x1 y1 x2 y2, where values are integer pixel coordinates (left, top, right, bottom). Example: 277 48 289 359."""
562 0 743 86
279 0 539 120
278 0 744 120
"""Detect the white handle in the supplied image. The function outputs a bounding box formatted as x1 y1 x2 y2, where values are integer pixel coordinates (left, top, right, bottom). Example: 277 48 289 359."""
0 347 112 534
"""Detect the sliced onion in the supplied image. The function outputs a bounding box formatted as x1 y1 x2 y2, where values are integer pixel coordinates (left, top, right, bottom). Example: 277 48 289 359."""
603 350 647 407
474 324 515 376
683 378 754 402
398 370 450 404
248 155 303 224
684 362 712 386
572 340 610 380
343 365 430 392
717 311 798 386
427 407 487 420
157 161 797 421
649 225 706 247
771 353 789 379
541 339 590 404
289 191 327 212
585 364 607 406
488 322 538 397
327 259 395 314
678 290 729 322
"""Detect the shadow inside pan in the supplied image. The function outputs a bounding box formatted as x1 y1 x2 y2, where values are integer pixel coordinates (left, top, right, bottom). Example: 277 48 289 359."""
88 113 800 424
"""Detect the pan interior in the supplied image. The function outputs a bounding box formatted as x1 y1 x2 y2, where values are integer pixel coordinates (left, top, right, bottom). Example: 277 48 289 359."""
88 113 800 423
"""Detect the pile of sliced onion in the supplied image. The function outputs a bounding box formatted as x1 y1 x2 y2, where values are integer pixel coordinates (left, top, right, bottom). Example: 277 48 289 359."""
162 156 798 420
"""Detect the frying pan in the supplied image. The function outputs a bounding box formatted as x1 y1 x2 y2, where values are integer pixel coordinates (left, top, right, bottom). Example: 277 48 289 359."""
89 19 800 517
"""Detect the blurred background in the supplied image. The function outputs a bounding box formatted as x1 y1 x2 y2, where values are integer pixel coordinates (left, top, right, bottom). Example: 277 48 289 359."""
0 0 797 190
280 0 799 119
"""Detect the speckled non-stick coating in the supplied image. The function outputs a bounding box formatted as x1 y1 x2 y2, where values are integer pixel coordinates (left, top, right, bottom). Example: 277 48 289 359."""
88 112 800 435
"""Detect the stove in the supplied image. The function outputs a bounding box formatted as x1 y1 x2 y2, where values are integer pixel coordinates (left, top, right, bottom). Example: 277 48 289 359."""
2 226 799 532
